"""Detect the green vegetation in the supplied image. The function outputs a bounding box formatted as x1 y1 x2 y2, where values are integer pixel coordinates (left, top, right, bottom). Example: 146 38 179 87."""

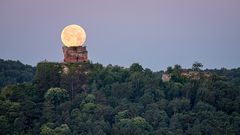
0 59 35 88
0 59 240 135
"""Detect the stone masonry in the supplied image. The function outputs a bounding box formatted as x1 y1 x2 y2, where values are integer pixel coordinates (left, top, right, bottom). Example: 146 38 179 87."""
63 46 88 63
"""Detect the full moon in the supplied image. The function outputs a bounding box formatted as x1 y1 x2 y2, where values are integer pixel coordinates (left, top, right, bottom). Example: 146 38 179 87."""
61 24 86 47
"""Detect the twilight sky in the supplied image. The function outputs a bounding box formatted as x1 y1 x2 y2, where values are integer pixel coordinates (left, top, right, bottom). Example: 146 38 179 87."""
0 0 240 71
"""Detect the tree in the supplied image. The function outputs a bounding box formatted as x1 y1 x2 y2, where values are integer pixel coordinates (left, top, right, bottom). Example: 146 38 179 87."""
85 94 96 103
174 64 182 70
192 62 203 71
144 109 169 129
166 66 173 73
0 115 10 134
34 62 61 100
132 117 151 130
130 63 143 72
44 88 69 108
40 123 71 135
60 63 89 100
168 98 191 114
113 116 152 135
193 101 216 112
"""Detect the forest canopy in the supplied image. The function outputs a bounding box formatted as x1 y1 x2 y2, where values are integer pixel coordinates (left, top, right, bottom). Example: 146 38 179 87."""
0 59 35 88
0 59 240 135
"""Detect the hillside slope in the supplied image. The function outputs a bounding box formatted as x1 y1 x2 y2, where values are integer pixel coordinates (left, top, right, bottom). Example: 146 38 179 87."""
0 61 240 135
0 59 35 88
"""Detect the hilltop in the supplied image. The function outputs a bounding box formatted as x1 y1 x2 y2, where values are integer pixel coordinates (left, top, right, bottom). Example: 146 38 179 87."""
0 59 240 135
0 59 35 88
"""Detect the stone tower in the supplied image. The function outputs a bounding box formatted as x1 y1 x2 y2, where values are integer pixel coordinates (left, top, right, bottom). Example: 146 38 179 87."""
63 46 88 63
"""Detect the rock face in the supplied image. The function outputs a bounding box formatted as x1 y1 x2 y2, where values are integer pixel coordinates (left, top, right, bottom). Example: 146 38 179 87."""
162 74 171 82
63 46 88 63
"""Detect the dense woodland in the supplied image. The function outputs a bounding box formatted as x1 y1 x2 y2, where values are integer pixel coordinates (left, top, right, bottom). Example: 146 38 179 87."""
0 59 240 135
0 59 35 88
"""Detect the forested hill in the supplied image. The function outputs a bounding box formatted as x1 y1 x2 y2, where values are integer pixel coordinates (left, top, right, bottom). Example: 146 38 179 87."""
0 60 240 135
0 59 35 88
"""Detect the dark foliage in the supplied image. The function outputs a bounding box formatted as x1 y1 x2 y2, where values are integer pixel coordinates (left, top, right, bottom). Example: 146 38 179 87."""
0 60 240 135
0 59 35 88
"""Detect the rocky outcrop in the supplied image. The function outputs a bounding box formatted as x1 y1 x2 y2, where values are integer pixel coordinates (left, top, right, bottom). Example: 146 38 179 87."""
63 46 88 63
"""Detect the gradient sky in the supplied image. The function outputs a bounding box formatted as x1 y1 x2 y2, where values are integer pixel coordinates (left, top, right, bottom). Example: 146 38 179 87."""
0 0 240 71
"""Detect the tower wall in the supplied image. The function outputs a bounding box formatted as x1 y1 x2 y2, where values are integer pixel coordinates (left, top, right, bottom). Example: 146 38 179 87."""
63 46 88 63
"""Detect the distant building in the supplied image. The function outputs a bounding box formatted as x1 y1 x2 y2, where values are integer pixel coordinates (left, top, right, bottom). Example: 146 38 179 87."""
63 46 88 63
